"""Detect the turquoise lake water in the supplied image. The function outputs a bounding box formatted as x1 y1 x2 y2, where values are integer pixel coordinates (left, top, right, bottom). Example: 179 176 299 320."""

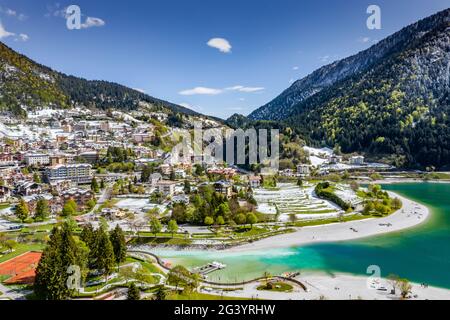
155 183 450 288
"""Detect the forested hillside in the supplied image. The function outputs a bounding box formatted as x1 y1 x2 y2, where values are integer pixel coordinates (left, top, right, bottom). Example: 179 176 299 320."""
286 10 449 168
0 41 199 117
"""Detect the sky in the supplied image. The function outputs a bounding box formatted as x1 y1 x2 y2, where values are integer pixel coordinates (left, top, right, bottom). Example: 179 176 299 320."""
0 0 448 119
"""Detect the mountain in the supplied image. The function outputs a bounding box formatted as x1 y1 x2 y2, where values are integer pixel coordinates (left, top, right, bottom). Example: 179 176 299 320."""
0 41 200 117
248 9 450 168
249 8 449 122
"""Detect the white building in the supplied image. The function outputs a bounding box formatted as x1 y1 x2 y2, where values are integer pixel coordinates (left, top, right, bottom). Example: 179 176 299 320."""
45 163 93 184
174 169 186 179
297 164 311 175
329 155 343 164
156 180 177 196
350 156 365 165
24 153 50 166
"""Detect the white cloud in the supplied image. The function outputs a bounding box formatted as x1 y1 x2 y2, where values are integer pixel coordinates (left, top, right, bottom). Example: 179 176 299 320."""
289 78 295 84
207 38 232 53
179 87 223 96
226 85 264 93
81 17 106 29
293 66 299 70
0 7 27 21
358 36 371 43
0 21 15 39
16 33 29 42
45 3 66 18
180 85 264 96
319 55 330 63
239 98 245 101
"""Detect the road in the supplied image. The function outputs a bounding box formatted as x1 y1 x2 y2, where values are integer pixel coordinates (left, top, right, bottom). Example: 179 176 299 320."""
0 282 26 300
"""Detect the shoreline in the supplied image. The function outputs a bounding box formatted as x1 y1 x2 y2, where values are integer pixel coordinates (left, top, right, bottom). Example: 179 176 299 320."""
205 271 450 300
224 191 430 252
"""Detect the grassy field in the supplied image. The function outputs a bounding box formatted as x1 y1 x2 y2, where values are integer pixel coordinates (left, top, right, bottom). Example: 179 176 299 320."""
130 237 192 246
167 291 249 300
291 214 368 228
257 281 293 292
0 203 11 210
0 243 44 263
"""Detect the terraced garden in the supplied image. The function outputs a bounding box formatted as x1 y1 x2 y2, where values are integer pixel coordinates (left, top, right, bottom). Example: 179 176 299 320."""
254 183 344 221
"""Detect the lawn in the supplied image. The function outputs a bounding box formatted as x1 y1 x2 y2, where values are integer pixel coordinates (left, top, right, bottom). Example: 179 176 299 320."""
291 214 368 228
257 281 293 292
0 243 44 263
130 237 192 246
0 203 11 210
125 257 164 274
232 226 270 238
167 291 248 300
137 232 187 239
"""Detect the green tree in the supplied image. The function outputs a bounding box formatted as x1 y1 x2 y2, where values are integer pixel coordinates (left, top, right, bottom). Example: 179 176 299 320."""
399 279 412 299
183 180 191 194
216 216 225 225
235 213 246 225
167 220 178 238
34 223 88 300
35 198 50 221
391 198 403 210
246 213 258 228
33 172 41 183
80 223 95 248
110 225 127 265
150 217 162 236
154 286 168 300
127 283 141 300
91 177 100 193
4 239 17 253
15 198 29 222
86 199 96 211
61 199 77 217
204 216 214 226
94 227 115 277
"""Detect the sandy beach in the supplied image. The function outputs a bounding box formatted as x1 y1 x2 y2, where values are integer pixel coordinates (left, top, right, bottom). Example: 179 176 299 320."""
227 191 429 252
204 272 450 300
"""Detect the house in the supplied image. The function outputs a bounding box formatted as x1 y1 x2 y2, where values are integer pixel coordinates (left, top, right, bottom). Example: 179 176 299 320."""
213 180 233 198
174 169 186 179
280 169 294 177
329 155 343 164
0 186 12 202
248 176 261 189
206 167 237 178
61 188 94 209
22 194 55 215
0 153 15 165
297 164 311 175
159 164 172 176
45 164 93 184
156 180 177 197
350 156 365 165
15 181 42 196
24 153 50 166
78 151 99 164
132 132 153 144
171 194 190 205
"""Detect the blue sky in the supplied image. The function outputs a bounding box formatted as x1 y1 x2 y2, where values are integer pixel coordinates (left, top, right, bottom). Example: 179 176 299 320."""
0 0 448 119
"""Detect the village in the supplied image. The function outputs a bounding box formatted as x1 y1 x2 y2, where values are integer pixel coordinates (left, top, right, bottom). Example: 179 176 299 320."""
0 107 409 300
